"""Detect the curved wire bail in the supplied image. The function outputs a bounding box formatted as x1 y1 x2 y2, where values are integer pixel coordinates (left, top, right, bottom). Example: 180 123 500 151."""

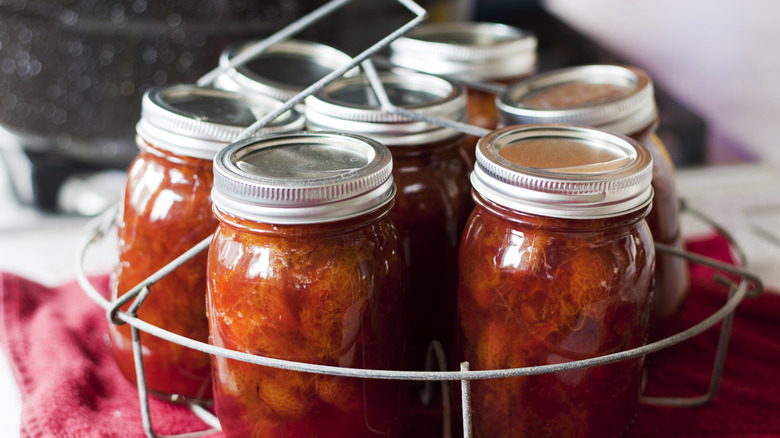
77 196 767 434
678 197 763 298
638 199 764 408
655 242 763 299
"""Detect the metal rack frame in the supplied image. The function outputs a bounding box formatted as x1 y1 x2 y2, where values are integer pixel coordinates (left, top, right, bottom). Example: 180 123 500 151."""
75 199 763 438
73 0 764 436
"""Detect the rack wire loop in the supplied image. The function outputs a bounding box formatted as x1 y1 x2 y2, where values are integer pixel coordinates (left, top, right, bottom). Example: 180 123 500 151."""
78 208 762 379
421 340 453 438
77 200 764 436
639 199 763 408
76 198 763 428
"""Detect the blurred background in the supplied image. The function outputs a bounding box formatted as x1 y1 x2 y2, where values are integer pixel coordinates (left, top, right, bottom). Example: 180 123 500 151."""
3 0 779 214
2 0 778 216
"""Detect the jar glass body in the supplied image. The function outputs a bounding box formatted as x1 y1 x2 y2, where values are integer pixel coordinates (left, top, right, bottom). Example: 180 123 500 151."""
458 192 654 438
388 135 472 371
109 140 215 401
208 204 407 438
630 124 689 341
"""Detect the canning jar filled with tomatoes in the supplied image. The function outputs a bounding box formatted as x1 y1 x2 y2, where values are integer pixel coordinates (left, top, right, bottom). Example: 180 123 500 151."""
109 85 303 402
305 72 472 374
389 22 537 163
459 124 655 438
497 65 688 341
208 132 407 438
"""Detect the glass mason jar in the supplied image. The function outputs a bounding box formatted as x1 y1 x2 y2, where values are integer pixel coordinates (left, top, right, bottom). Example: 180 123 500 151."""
459 125 656 438
109 85 303 402
389 22 537 163
213 39 357 104
208 132 407 438
305 72 472 374
497 65 688 342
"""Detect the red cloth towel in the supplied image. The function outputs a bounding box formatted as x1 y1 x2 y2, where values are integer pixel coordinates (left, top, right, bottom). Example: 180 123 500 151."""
632 236 780 437
1 234 779 437
0 275 219 438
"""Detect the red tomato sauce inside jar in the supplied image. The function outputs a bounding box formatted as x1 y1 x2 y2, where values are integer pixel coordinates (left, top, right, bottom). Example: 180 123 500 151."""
458 125 655 438
498 65 688 342
109 85 302 401
208 132 407 437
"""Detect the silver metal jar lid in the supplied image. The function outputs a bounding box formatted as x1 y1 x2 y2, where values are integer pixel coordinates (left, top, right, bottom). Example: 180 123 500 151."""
304 72 467 146
136 84 304 160
214 39 357 102
212 131 395 224
497 65 656 135
388 22 537 81
472 124 653 219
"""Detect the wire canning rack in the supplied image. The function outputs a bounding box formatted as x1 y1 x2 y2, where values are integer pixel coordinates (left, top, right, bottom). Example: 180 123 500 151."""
75 1 764 437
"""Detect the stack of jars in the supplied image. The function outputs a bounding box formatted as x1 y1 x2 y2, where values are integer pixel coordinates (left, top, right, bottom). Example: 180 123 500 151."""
109 20 688 438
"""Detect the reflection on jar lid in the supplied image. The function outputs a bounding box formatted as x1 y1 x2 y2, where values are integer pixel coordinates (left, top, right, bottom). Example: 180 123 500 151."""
214 39 358 102
304 72 466 145
235 142 369 179
519 82 632 109
388 22 537 81
472 124 653 219
136 84 303 160
497 65 656 135
212 131 395 224
498 137 631 173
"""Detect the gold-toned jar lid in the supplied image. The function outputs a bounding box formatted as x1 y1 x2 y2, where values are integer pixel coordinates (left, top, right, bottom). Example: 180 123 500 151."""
472 124 653 219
